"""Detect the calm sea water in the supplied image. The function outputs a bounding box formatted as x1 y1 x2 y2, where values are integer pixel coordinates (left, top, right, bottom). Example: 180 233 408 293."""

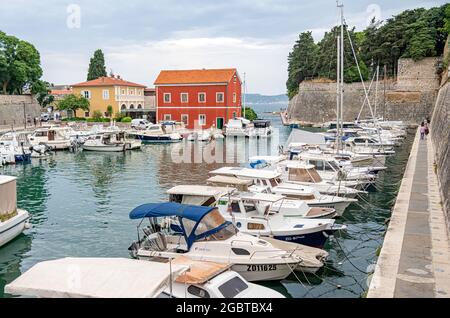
0 104 413 298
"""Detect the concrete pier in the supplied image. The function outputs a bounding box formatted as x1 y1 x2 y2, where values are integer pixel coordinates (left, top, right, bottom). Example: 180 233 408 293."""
368 129 450 298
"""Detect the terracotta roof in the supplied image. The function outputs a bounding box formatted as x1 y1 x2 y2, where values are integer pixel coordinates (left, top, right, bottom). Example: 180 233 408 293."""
50 89 72 95
72 76 146 88
154 68 238 85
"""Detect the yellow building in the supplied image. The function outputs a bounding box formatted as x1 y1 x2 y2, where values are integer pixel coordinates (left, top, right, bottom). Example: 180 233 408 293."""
72 76 146 118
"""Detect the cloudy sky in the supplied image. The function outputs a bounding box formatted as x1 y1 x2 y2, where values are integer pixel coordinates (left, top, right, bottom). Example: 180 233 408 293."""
0 0 446 94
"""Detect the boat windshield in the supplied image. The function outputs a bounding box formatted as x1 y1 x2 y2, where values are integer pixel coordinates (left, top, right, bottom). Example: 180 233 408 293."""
193 209 235 242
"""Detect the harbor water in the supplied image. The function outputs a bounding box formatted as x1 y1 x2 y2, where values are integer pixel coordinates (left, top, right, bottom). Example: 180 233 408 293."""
0 105 414 298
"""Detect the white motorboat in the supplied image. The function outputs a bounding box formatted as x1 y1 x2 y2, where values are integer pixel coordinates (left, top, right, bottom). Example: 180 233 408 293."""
130 124 183 143
0 132 32 162
209 167 357 216
168 184 337 219
224 118 255 138
5 257 284 299
215 192 342 251
29 126 72 150
187 130 212 142
278 162 366 198
128 202 302 282
82 133 126 152
0 176 31 248
166 256 285 298
253 120 273 138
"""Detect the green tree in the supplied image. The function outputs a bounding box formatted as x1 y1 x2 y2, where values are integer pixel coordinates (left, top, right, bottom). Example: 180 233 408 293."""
87 49 107 81
286 32 319 99
57 94 90 117
242 107 258 121
0 30 43 94
106 105 113 118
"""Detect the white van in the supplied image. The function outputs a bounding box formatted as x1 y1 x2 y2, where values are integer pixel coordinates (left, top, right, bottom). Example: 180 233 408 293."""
131 119 151 130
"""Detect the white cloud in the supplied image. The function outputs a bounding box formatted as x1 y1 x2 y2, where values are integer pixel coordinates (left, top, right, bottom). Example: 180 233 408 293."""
103 36 291 95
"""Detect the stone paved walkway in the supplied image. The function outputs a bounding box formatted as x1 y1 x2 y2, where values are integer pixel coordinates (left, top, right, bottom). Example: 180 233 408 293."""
368 129 450 298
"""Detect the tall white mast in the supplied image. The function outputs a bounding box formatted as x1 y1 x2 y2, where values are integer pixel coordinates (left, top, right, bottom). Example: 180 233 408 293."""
374 64 380 119
243 72 247 119
336 35 341 153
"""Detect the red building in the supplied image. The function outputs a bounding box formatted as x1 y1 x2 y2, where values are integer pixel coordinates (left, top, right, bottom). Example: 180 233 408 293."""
154 68 242 129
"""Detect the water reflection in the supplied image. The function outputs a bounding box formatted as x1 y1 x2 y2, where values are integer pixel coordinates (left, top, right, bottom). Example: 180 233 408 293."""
0 235 32 298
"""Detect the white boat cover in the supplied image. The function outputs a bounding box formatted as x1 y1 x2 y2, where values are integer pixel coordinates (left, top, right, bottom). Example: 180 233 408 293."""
0 176 17 216
285 129 326 149
5 258 188 298
207 176 253 186
236 192 285 203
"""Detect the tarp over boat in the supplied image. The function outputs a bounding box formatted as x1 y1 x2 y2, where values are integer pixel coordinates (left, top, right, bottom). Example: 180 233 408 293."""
5 258 188 298
285 129 326 149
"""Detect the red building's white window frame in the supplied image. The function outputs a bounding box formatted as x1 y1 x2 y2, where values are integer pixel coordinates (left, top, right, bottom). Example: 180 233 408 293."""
199 114 206 126
233 93 237 103
181 114 189 125
181 93 189 103
164 114 172 121
163 93 171 103
216 92 225 103
198 92 206 103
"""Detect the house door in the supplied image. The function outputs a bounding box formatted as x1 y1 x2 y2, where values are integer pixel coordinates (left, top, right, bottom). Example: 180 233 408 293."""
216 117 224 129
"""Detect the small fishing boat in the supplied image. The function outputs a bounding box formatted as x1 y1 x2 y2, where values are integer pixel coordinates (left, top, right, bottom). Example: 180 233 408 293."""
5 257 284 298
128 202 302 282
29 126 72 150
0 176 31 248
82 133 126 152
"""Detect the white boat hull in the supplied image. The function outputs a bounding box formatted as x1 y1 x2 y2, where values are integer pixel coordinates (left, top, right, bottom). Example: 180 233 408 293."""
0 209 30 247
82 145 125 152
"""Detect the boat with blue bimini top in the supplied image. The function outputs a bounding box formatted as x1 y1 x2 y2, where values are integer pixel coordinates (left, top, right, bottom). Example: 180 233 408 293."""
128 202 303 282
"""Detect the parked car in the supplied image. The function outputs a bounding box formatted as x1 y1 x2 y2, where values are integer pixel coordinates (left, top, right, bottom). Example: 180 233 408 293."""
131 119 151 130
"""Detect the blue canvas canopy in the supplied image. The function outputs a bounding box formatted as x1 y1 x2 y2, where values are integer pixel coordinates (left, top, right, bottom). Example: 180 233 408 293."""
129 202 232 249
129 202 215 222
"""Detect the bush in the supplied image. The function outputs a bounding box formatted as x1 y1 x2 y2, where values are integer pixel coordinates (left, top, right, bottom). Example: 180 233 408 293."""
114 112 126 122
87 117 110 123
121 117 132 123
92 110 103 121
62 117 87 122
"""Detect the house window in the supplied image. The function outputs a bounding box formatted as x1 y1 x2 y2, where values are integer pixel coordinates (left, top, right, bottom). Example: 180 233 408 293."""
129 88 134 95
137 104 142 109
233 93 237 103
233 112 237 119
199 114 206 126
84 111 90 117
82 91 91 99
102 89 109 100
138 90 142 96
164 114 172 121
121 89 126 95
130 104 135 110
121 104 127 111
181 114 189 125
164 93 171 103
181 93 189 103
198 93 206 103
216 92 224 103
